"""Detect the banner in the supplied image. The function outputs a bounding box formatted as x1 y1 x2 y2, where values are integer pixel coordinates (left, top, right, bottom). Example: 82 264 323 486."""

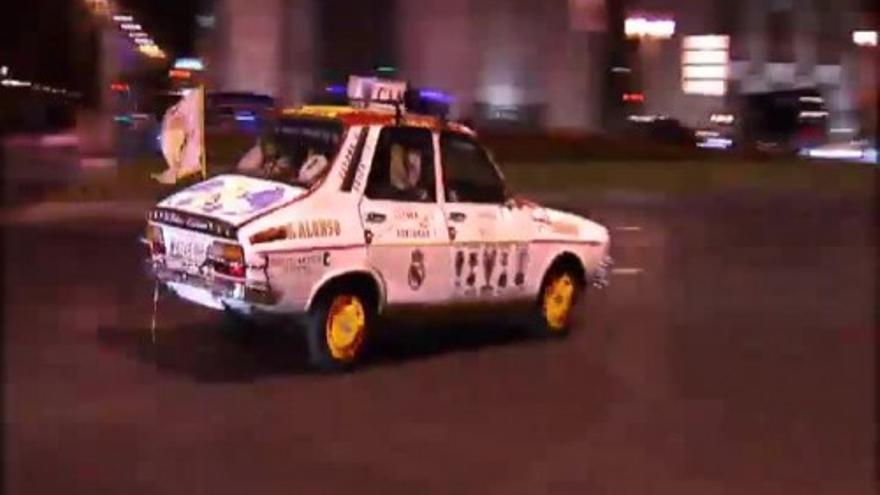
152 86 206 184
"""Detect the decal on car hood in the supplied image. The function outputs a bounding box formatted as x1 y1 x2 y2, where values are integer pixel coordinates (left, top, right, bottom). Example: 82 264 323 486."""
157 174 305 226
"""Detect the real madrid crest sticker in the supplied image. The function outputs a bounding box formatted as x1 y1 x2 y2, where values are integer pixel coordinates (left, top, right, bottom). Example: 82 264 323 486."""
408 249 426 290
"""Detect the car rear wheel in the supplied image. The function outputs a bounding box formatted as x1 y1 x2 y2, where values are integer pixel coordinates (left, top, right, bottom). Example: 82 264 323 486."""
528 268 582 338
304 289 372 372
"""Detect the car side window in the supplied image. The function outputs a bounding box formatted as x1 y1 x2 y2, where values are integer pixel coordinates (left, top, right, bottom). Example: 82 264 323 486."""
365 127 436 202
439 132 506 204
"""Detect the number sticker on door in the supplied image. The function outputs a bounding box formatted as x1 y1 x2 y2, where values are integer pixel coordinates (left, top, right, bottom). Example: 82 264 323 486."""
453 243 527 297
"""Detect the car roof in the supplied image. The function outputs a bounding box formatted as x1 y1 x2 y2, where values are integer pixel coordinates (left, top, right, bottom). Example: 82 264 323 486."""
280 105 476 136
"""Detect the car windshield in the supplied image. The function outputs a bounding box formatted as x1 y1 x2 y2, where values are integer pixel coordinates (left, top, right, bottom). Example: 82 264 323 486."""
235 118 344 188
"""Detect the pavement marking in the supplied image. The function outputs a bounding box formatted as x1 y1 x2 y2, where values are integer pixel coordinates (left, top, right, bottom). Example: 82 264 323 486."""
611 267 644 276
615 226 643 232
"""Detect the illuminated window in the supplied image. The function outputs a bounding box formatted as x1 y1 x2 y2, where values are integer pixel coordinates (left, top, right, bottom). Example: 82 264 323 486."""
682 80 726 96
682 35 729 96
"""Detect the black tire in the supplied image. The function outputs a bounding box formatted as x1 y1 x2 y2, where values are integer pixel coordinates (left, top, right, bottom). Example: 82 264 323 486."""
527 266 583 339
304 286 374 372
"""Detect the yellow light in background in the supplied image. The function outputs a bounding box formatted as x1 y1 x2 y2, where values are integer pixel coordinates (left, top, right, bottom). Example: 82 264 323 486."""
84 0 110 18
138 44 166 59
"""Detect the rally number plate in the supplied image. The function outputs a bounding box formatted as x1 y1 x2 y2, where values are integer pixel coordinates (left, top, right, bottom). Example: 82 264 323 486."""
168 235 209 265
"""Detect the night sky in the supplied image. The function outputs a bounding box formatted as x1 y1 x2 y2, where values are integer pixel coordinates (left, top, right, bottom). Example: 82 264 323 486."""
0 0 199 89
118 0 200 58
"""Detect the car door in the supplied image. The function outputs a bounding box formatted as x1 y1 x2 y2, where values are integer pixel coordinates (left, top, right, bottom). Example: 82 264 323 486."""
438 131 532 302
358 126 452 306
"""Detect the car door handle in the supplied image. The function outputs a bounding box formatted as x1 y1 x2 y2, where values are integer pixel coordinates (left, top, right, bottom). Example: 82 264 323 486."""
449 212 467 222
365 212 386 223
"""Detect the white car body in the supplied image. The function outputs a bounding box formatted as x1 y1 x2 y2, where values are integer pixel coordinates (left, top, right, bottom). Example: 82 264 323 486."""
145 106 611 325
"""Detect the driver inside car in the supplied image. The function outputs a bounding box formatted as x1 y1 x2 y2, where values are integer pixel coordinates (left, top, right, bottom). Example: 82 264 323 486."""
386 144 428 201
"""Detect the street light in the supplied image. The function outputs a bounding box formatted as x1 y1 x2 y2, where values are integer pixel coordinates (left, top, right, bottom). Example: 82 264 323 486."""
853 30 877 47
625 16 675 40
120 23 142 31
138 44 166 59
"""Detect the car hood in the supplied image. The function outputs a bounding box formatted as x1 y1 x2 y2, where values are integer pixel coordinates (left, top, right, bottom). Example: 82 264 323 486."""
156 174 306 227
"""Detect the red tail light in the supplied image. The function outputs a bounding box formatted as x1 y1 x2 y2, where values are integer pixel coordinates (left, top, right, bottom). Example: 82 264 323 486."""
208 242 246 278
146 224 165 255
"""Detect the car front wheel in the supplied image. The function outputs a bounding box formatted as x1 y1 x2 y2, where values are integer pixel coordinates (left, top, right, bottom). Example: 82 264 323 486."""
528 268 582 338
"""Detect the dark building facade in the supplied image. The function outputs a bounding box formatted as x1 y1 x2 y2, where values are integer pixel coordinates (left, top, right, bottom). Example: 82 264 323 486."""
200 0 875 136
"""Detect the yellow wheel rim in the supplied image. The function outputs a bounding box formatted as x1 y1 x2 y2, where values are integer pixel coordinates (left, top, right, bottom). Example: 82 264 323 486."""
325 295 366 361
543 274 575 331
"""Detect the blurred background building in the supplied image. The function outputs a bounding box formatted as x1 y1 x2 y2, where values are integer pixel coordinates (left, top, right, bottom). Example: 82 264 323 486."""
1 0 875 147
194 0 875 142
199 0 608 130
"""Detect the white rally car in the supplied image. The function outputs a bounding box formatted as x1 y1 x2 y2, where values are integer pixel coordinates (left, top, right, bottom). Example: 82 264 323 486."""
145 78 612 370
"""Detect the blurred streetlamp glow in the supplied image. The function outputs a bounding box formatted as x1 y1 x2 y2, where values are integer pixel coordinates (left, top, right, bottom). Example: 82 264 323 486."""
1 66 7 77
120 23 142 31
852 30 877 47
133 38 153 45
1 78 31 87
112 15 133 22
625 16 675 39
129 32 149 38
138 44 166 59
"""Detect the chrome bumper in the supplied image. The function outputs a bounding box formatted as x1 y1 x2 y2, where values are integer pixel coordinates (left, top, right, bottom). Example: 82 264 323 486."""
591 255 613 289
145 261 278 307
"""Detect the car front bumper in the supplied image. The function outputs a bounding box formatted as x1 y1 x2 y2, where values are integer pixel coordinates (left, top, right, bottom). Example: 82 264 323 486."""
591 255 613 289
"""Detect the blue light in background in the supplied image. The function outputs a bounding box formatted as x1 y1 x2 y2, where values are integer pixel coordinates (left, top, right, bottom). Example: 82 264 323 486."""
235 112 256 122
419 89 453 104
325 85 346 95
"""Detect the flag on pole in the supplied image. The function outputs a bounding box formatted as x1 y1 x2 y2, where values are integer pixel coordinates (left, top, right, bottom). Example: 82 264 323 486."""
152 85 206 184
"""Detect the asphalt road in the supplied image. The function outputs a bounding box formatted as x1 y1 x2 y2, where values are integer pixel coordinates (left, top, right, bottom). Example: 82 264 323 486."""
3 189 876 494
